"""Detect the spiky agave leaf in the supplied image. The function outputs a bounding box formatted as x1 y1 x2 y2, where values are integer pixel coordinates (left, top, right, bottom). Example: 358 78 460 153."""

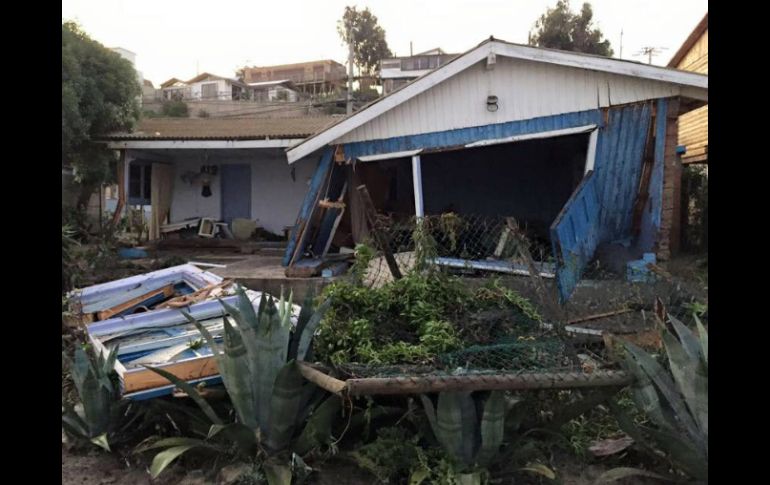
660 329 708 441
621 345 676 432
143 365 223 426
207 422 259 457
624 341 700 441
220 316 259 429
287 291 317 360
644 426 708 480
694 315 708 366
295 299 332 361
293 394 342 456
235 285 260 327
428 392 478 468
79 359 113 437
253 295 292 430
266 360 306 452
667 316 703 362
263 460 292 485
475 391 506 467
220 293 271 429
61 401 90 440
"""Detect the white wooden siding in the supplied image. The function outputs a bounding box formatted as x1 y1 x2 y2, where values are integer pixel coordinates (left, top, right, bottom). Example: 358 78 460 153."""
337 57 681 144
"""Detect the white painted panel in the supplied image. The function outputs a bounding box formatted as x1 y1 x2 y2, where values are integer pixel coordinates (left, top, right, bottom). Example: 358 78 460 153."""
337 57 682 144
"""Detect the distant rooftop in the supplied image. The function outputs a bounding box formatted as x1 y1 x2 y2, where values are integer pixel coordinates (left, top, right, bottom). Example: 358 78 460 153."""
100 116 338 141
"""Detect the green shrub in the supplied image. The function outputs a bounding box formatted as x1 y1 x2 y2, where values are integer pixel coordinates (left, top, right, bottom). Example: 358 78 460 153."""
161 100 189 117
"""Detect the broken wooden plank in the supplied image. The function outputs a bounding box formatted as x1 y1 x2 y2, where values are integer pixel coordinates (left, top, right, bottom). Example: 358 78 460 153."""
285 258 325 278
188 261 228 268
357 184 402 280
567 308 634 325
493 226 513 258
318 199 347 210
123 355 220 393
155 279 234 310
432 257 556 278
97 284 175 321
87 296 238 337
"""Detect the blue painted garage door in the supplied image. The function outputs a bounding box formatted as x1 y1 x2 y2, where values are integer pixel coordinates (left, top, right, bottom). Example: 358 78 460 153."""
550 170 600 302
221 164 251 224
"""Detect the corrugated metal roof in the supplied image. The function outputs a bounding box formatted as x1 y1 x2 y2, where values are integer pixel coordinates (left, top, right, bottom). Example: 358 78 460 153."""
101 116 339 141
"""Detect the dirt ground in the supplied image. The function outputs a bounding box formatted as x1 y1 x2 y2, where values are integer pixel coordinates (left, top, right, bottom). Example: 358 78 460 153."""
62 446 668 485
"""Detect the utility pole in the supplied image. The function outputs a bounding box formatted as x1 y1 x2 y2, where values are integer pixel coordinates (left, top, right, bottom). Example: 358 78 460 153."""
410 41 413 56
347 27 354 115
619 29 623 59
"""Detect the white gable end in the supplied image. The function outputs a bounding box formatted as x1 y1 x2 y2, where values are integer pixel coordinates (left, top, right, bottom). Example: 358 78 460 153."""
337 56 683 144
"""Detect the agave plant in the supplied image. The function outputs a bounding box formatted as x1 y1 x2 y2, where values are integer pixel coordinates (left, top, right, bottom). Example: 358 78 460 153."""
62 344 120 451
143 286 339 483
419 391 507 484
612 314 708 482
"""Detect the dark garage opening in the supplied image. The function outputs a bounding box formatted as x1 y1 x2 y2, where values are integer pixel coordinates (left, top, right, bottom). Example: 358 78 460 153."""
421 133 590 242
336 133 590 261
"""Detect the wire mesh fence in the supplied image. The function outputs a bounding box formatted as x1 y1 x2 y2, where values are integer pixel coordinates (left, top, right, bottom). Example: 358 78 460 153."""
316 213 624 388
356 213 557 289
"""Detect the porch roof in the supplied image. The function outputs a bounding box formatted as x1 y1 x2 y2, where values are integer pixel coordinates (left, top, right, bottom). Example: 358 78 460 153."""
100 116 339 142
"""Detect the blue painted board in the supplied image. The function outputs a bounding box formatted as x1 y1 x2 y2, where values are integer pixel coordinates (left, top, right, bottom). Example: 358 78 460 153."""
283 147 334 266
550 171 601 302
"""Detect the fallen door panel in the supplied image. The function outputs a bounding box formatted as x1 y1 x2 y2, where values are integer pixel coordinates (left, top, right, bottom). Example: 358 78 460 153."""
550 170 601 302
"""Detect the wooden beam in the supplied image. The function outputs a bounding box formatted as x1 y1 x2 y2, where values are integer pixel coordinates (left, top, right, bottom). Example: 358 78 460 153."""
344 370 632 396
123 356 219 393
111 151 127 227
631 108 658 235
298 362 346 395
96 284 175 321
357 185 403 280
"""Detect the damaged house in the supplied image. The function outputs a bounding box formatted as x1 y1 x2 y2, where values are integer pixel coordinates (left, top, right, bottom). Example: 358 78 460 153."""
281 37 708 301
100 116 335 240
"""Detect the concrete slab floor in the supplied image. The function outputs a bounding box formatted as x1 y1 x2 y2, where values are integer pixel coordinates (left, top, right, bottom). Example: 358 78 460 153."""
153 249 336 301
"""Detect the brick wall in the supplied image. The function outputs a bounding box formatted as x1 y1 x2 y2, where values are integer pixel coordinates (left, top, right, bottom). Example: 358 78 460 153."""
658 98 682 259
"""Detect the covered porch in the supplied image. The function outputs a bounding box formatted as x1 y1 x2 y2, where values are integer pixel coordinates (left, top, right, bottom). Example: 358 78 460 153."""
100 116 336 242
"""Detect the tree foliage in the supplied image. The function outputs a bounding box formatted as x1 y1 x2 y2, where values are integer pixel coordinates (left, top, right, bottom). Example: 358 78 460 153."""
62 21 140 205
529 1 613 57
337 6 392 77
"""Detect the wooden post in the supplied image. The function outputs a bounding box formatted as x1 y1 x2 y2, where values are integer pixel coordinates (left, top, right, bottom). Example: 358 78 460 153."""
411 154 424 217
357 185 403 280
298 362 346 396
111 151 127 227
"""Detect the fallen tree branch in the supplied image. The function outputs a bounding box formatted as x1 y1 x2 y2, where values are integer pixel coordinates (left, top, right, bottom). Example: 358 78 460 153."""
567 308 634 325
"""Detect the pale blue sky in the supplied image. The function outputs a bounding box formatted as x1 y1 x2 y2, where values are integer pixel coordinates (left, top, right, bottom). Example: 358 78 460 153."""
61 0 707 86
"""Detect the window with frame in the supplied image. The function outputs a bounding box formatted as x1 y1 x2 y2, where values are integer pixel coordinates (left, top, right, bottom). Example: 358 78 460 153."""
201 82 218 99
128 162 152 205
